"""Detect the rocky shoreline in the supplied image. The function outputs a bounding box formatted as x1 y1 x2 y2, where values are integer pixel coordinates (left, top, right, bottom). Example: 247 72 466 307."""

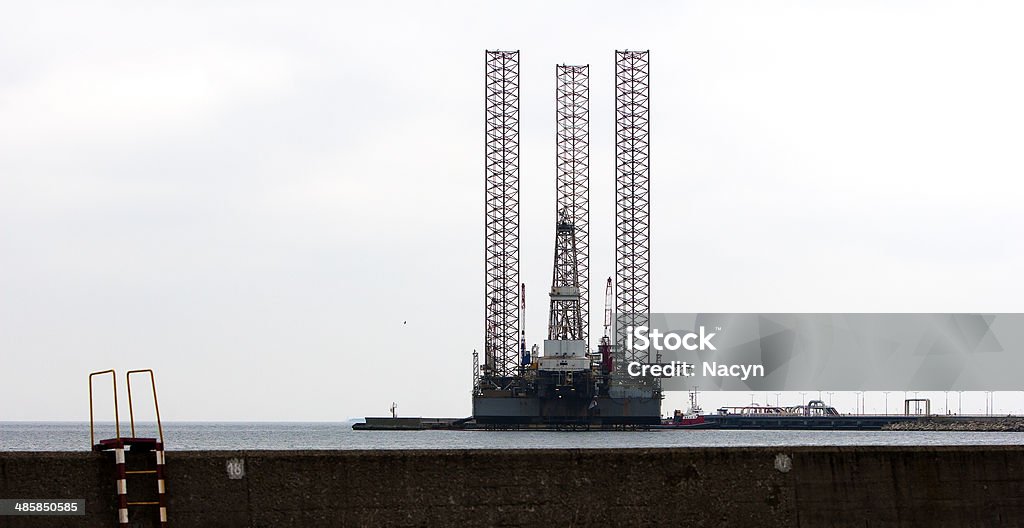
884 417 1024 432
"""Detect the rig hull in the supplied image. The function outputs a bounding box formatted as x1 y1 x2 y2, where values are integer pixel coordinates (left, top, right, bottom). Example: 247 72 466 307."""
472 394 661 425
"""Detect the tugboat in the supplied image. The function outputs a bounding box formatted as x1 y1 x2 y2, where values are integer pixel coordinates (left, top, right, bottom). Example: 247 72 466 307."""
661 389 708 428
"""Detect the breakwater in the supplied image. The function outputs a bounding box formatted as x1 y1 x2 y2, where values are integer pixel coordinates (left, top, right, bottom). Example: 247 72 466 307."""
884 416 1024 432
2 446 1022 527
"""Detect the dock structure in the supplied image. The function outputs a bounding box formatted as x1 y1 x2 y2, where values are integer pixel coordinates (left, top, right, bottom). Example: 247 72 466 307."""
4 446 1024 527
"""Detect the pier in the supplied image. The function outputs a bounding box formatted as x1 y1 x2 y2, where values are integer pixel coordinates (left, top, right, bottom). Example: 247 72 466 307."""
2 446 1023 527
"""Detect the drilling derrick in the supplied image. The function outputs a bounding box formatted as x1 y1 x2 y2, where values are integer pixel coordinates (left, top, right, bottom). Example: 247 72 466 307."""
547 211 584 341
538 209 590 402
614 50 653 386
482 50 521 386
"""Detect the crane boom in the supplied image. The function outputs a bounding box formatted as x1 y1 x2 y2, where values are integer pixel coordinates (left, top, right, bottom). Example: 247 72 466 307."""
603 277 613 339
599 277 614 375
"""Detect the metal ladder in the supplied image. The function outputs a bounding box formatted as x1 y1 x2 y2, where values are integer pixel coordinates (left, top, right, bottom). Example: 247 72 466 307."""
89 369 168 528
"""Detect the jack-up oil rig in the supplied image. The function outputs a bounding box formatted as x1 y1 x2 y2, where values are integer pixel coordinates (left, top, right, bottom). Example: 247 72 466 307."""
473 50 660 426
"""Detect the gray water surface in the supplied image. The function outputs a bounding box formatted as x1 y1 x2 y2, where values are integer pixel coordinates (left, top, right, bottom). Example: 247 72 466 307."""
2 422 1023 451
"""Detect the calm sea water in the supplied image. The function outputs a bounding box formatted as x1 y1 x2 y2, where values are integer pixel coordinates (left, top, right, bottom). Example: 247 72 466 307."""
2 422 1023 451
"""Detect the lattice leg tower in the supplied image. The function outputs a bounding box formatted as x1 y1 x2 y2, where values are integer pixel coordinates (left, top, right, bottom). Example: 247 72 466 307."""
483 49 521 382
613 50 652 379
554 64 590 344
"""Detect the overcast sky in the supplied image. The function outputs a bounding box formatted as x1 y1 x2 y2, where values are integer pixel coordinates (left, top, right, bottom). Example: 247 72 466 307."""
2 1 1022 421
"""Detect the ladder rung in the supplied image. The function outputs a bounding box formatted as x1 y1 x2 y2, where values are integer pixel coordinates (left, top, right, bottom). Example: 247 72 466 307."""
126 501 159 506
125 470 158 475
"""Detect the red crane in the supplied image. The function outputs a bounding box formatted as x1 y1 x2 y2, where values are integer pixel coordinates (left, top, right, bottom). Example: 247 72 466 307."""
520 283 529 365
599 277 614 374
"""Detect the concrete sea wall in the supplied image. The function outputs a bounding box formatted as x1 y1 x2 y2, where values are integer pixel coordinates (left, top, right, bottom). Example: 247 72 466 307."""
884 416 1024 432
1 446 1022 527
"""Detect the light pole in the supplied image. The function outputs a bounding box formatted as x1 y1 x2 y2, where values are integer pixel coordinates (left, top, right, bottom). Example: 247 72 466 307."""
750 393 756 405
855 391 863 415
800 392 807 405
883 391 890 415
958 391 963 415
774 393 782 407
944 391 949 414
827 392 834 407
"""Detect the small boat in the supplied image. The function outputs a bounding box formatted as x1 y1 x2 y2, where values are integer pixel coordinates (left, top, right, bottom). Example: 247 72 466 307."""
659 389 709 428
